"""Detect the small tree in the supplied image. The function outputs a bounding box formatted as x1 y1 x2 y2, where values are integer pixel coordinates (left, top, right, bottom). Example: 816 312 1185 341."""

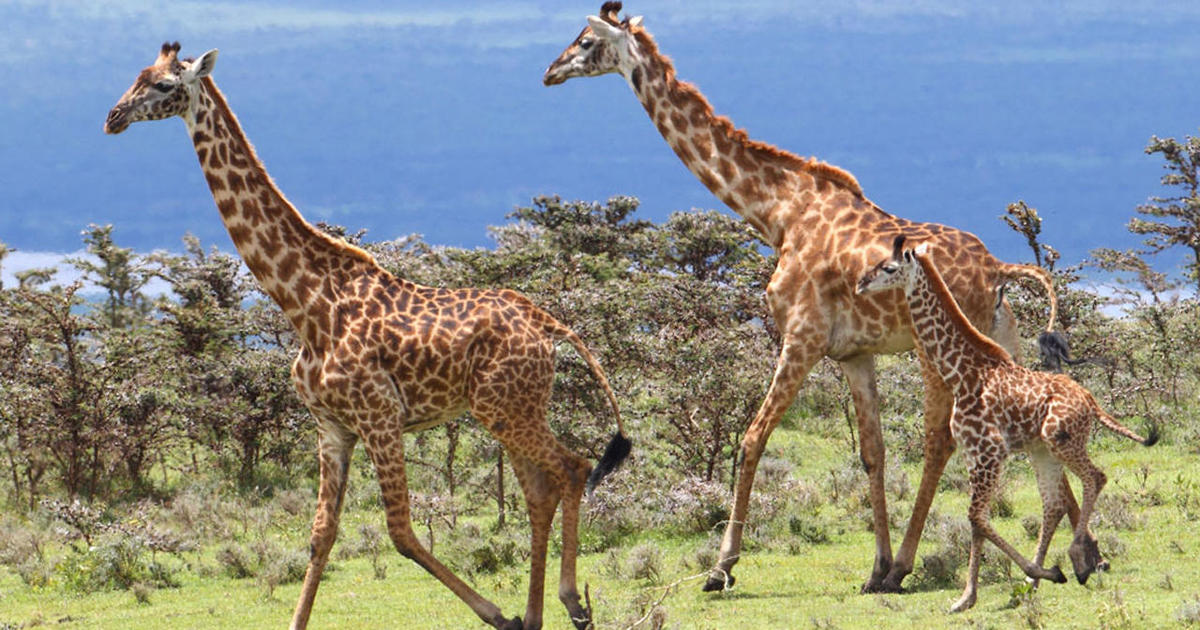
69 225 156 329
1091 247 1186 406
1132 134 1200 292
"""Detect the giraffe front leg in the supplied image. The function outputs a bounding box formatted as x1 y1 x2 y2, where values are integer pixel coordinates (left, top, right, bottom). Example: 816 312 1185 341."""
879 353 955 593
290 423 356 630
704 340 819 592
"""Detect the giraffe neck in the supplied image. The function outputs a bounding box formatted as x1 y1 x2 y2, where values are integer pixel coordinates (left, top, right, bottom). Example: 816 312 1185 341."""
623 29 864 248
905 255 1011 393
183 77 378 348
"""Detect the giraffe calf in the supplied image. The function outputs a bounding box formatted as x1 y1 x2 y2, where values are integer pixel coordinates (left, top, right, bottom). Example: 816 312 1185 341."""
857 236 1157 612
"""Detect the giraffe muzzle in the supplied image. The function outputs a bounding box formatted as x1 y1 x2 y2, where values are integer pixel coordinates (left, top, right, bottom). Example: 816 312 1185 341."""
543 67 567 86
104 106 131 135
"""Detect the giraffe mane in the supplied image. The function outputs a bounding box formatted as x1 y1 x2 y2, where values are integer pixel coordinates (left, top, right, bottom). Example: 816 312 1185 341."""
199 76 378 267
914 252 1011 362
631 29 864 198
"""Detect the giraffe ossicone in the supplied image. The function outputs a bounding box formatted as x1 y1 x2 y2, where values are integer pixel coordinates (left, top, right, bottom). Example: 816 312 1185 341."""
858 235 1157 612
545 3 1088 595
106 42 630 630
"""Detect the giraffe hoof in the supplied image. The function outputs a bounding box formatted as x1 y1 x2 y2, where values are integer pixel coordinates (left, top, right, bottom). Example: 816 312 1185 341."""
1048 565 1068 584
1069 538 1102 584
1075 566 1094 585
702 573 735 592
498 617 524 630
861 577 902 594
949 595 976 613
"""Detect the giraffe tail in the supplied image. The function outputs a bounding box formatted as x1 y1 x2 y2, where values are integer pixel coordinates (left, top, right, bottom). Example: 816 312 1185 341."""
545 318 631 493
1097 410 1160 447
995 262 1058 333
996 262 1068 370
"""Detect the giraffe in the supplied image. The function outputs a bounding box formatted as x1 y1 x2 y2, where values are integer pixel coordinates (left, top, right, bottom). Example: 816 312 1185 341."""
543 2 1091 594
105 42 631 630
857 236 1158 612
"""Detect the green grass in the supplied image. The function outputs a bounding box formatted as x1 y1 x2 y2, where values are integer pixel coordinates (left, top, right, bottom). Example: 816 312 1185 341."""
2 426 1199 629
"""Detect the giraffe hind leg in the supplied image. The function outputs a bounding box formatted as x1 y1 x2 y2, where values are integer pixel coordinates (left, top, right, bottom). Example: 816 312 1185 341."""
1046 409 1108 584
363 429 520 629
840 355 897 593
1027 445 1069 589
469 346 594 630
881 349 955 593
554 449 594 630
496 426 590 629
1060 454 1107 584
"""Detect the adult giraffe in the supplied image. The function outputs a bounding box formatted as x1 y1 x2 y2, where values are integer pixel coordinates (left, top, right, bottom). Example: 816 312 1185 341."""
106 42 629 630
544 3 1077 593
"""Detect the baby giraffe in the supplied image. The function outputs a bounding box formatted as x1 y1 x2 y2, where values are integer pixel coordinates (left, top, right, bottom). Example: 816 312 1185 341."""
857 235 1157 612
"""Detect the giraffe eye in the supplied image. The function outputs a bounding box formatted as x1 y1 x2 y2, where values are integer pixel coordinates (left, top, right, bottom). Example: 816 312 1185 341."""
153 81 175 93
883 263 899 274
579 38 594 50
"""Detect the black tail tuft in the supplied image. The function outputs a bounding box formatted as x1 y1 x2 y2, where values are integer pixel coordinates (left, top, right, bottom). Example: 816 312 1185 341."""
1038 331 1070 372
586 432 632 494
1143 423 1160 447
1038 331 1091 372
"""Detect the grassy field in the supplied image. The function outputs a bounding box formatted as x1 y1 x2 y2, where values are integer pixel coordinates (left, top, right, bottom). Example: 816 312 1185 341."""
2 424 1198 630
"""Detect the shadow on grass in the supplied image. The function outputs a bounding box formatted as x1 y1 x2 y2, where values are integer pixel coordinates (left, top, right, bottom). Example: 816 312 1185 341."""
703 588 808 601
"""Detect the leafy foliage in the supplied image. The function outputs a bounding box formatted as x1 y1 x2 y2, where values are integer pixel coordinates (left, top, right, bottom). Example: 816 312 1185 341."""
1132 135 1200 292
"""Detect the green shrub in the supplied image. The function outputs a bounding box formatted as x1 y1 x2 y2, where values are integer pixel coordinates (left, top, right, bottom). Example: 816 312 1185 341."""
787 510 833 545
443 522 525 578
54 535 179 593
624 542 663 582
216 543 256 579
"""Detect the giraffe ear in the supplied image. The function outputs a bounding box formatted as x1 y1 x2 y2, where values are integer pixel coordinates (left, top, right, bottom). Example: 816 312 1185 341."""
913 243 930 257
587 15 625 41
183 49 218 82
628 15 644 28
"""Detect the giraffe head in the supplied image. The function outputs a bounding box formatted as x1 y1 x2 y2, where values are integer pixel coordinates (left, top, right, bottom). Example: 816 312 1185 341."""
543 2 644 86
856 235 930 295
104 42 218 134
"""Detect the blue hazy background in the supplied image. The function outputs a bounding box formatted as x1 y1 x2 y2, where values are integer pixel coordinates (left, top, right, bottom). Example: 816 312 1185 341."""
2 1 1199 281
